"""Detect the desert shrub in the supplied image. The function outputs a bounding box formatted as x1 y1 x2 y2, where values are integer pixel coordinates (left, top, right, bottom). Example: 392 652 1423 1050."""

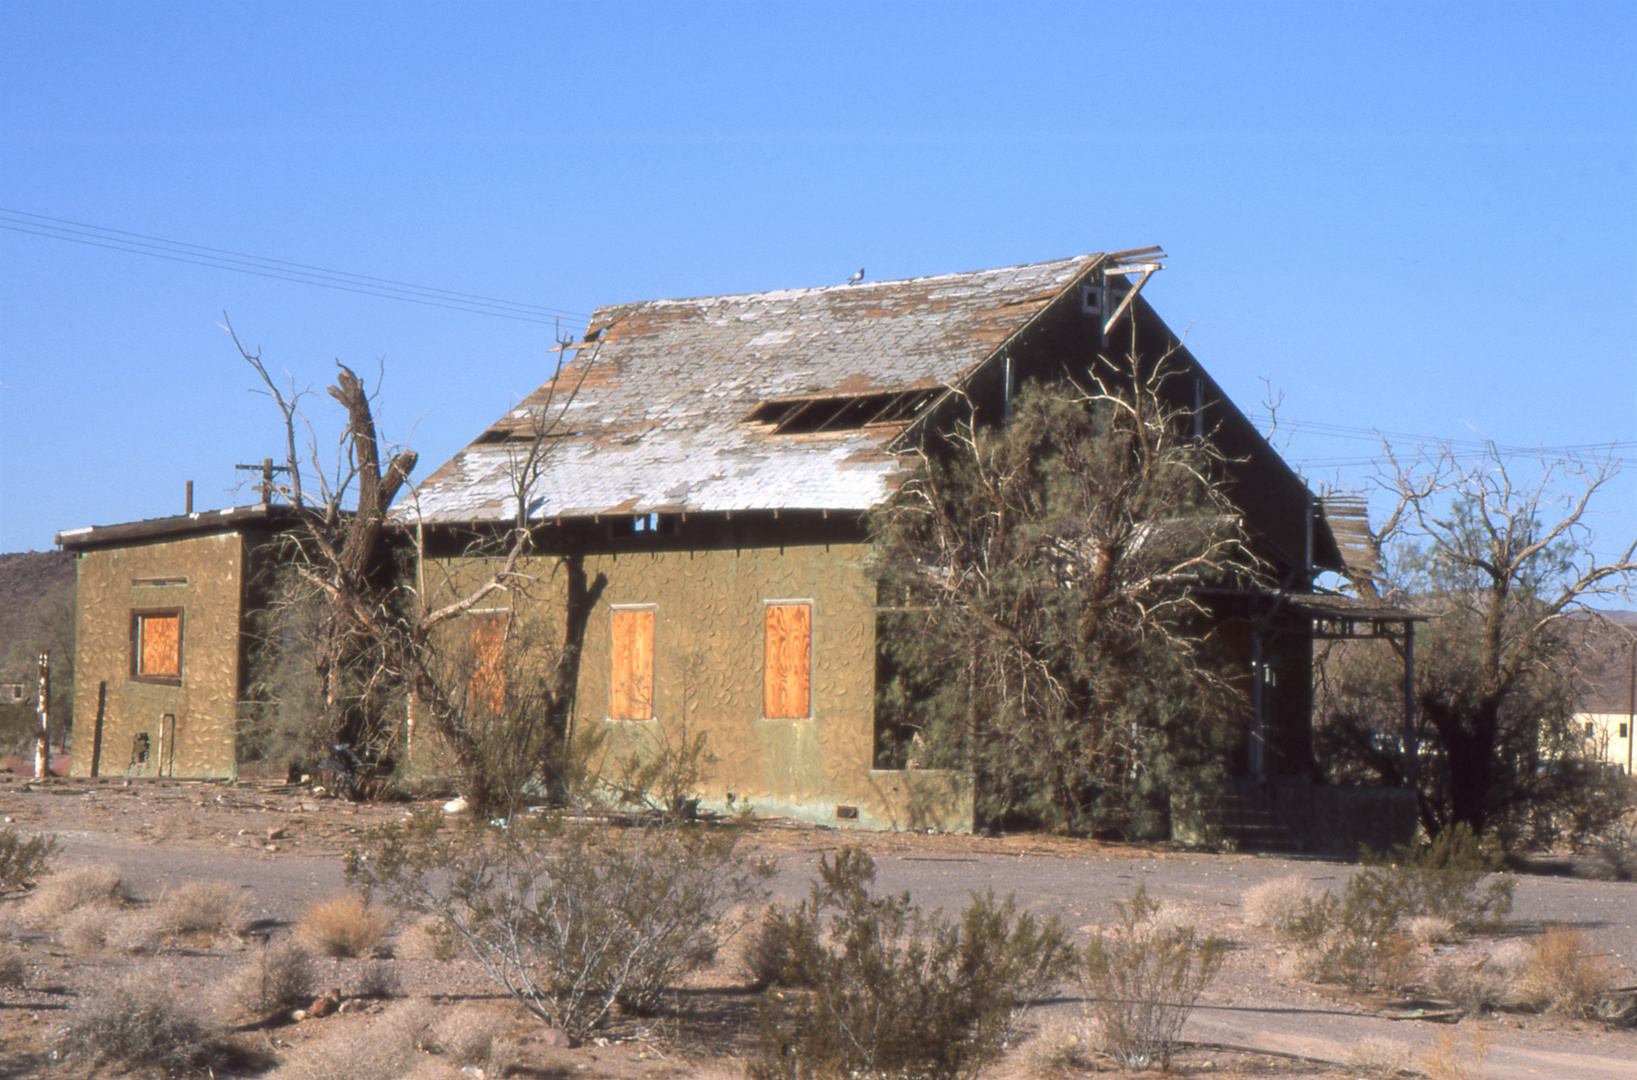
1360 824 1514 931
229 939 318 1022
0 944 24 987
155 879 251 939
1240 873 1317 934
354 958 401 999
737 903 794 990
55 966 225 1074
1518 926 1619 1018
1283 876 1417 993
346 811 773 1037
754 847 1073 1080
1077 883 1224 1070
298 891 390 957
0 828 57 892
17 863 125 927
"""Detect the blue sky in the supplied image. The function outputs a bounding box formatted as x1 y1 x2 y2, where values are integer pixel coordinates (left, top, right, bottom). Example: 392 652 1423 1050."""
2 1 1633 574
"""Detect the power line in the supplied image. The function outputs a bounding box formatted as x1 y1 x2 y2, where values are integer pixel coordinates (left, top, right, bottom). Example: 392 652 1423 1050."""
1245 411 1635 461
0 207 592 326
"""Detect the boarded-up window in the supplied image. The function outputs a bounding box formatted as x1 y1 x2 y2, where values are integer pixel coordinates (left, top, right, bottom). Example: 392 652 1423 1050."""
467 612 508 718
764 602 811 719
131 609 182 683
610 608 655 720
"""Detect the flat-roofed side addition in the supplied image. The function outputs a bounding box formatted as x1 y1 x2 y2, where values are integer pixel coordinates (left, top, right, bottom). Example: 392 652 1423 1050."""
66 532 247 779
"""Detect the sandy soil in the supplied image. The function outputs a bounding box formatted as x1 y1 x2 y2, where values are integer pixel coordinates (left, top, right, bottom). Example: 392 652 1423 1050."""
0 774 1633 1079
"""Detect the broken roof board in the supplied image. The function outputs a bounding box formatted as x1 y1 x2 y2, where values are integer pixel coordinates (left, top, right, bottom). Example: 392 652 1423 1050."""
409 255 1103 523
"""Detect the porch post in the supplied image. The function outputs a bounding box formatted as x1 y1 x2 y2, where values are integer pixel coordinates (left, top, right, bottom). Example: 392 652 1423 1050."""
1402 621 1417 788
1250 628 1265 779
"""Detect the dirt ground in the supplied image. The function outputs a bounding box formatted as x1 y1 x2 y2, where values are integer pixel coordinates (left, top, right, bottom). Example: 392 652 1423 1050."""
1 774 1633 1079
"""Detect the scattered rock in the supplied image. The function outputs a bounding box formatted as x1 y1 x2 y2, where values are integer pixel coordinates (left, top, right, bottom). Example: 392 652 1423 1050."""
443 796 470 815
541 1027 572 1048
267 826 287 840
304 989 341 1019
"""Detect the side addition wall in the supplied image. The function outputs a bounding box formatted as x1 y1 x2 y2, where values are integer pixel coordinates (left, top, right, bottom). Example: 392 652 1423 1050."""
69 533 245 779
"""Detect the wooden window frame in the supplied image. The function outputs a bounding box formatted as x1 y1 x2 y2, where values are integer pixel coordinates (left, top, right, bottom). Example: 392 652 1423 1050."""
130 608 183 685
762 600 813 720
609 605 657 721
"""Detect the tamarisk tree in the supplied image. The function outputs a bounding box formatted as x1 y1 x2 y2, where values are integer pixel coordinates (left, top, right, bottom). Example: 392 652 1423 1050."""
873 349 1262 837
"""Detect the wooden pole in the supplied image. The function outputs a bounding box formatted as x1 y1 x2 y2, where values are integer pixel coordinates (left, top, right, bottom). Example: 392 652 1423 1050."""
1626 640 1634 778
34 651 49 780
1402 623 1418 789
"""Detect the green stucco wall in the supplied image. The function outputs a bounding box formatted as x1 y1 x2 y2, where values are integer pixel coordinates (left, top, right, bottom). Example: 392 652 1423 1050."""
68 533 244 779
430 541 971 831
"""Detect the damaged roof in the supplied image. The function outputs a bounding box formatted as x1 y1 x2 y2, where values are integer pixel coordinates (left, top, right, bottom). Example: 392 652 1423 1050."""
409 254 1105 523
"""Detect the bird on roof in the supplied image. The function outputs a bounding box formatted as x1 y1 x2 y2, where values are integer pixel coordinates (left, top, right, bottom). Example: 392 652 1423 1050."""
847 267 864 285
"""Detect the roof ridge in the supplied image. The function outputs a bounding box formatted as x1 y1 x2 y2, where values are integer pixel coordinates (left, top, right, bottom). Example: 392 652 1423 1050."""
590 253 1103 316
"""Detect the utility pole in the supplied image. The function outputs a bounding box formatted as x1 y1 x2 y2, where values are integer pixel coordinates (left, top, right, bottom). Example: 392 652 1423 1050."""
235 457 292 506
1627 639 1634 778
34 652 49 780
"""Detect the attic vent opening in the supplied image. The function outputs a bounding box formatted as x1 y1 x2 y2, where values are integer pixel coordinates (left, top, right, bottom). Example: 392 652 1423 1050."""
745 388 940 435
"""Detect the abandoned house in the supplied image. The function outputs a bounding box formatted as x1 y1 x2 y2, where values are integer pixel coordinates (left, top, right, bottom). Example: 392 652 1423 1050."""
55 251 1397 837
404 251 1354 832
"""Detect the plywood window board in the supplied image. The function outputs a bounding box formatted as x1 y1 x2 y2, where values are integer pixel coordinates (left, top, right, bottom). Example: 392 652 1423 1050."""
610 607 656 721
130 609 183 684
763 602 812 719
467 611 509 718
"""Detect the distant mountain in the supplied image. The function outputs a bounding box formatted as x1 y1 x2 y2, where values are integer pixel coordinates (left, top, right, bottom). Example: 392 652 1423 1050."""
0 551 74 671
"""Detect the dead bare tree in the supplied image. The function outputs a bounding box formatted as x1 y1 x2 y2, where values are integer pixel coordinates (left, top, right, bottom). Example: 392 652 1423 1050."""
1316 439 1636 844
228 317 601 812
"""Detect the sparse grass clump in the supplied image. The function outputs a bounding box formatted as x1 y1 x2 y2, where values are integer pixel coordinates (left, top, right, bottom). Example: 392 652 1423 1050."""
1406 914 1457 945
1417 1024 1491 1080
56 965 225 1075
18 864 125 928
229 940 318 1022
0 827 58 892
754 847 1074 1080
430 1003 513 1071
1078 883 1224 1070
270 1000 439 1080
395 914 455 961
1240 873 1318 934
155 879 251 939
1519 926 1619 1018
297 891 390 957
1342 1036 1411 1077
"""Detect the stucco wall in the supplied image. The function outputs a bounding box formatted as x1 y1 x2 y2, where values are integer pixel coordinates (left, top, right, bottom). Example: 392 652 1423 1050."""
69 533 244 779
430 541 971 831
